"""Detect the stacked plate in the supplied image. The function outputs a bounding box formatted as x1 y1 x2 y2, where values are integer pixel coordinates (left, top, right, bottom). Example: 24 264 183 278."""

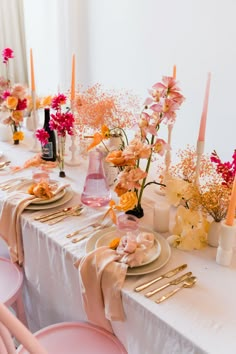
86 227 171 276
13 179 74 210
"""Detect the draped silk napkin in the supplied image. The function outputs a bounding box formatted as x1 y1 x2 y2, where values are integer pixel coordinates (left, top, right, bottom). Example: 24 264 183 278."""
74 246 128 333
0 183 69 265
74 232 155 333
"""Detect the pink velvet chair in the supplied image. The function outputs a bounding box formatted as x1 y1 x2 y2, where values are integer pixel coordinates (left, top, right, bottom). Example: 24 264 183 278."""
0 302 127 354
0 257 27 326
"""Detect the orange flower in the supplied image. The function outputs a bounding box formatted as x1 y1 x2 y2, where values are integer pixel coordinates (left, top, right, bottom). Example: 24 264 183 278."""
6 96 18 110
114 183 128 196
12 110 23 123
109 237 121 250
116 191 138 212
106 150 136 167
87 125 110 151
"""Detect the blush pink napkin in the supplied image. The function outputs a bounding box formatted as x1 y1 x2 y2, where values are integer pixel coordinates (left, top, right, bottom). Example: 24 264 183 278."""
74 246 128 333
0 183 69 265
0 192 36 265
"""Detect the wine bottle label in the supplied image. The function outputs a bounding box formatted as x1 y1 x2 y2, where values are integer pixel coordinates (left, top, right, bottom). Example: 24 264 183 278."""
42 142 54 159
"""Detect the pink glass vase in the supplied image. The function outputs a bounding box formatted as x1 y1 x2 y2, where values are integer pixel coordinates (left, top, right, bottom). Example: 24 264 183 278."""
81 150 111 207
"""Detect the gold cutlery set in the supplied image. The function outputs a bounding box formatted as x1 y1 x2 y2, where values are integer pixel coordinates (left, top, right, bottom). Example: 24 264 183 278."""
34 207 112 243
135 264 197 304
34 205 84 225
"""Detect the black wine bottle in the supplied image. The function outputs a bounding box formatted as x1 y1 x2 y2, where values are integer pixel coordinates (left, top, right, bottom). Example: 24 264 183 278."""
41 108 57 161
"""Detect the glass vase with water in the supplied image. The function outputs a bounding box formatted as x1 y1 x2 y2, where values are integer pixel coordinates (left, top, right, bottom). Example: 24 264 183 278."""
81 150 111 207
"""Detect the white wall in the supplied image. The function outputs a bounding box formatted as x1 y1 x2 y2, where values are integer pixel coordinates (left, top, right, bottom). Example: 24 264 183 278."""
23 0 236 162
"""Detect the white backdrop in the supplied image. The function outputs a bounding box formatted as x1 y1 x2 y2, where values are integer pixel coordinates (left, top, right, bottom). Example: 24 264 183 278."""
21 0 236 162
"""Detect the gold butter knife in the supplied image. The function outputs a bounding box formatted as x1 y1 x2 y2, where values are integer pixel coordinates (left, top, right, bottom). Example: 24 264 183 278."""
135 264 187 292
145 271 192 298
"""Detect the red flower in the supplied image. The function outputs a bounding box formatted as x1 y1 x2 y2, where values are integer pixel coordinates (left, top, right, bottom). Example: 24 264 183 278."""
2 48 14 64
35 129 50 146
49 111 75 137
51 94 67 110
210 150 236 187
16 98 27 110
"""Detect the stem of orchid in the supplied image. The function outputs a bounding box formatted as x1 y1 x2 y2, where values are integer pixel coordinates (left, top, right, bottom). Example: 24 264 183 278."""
137 134 155 205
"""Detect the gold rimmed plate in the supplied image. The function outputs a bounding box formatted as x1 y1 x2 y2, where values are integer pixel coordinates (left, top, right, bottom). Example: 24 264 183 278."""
95 232 162 268
86 227 171 276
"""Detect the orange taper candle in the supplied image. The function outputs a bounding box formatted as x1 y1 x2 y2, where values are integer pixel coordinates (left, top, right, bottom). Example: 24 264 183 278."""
71 54 75 102
173 65 176 79
225 176 236 226
30 48 36 92
198 72 211 142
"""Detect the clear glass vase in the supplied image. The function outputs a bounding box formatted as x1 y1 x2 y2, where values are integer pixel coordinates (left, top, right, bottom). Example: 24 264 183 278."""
81 150 111 207
57 135 66 177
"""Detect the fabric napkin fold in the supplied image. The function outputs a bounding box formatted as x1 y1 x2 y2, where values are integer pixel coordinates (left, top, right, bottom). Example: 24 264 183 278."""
0 183 70 265
74 231 155 333
74 246 128 333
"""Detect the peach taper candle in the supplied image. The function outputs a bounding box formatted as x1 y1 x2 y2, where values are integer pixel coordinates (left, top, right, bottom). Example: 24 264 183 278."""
225 176 236 226
195 72 211 185
71 54 75 102
173 65 176 80
30 48 36 92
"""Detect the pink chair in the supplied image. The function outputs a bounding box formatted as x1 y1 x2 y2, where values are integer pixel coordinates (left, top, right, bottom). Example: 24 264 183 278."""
0 257 27 326
0 303 127 354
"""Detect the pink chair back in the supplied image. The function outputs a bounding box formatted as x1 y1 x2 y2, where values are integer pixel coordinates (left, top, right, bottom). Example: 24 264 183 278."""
0 302 47 354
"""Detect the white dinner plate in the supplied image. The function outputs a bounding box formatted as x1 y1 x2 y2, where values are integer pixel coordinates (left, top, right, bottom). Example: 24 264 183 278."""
14 179 66 205
95 232 161 268
25 188 74 210
86 227 171 276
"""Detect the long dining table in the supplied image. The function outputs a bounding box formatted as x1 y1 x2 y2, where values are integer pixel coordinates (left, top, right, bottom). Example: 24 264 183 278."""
0 129 236 354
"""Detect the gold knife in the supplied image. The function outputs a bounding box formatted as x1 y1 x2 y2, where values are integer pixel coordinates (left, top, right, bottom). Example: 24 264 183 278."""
135 264 187 292
145 271 192 298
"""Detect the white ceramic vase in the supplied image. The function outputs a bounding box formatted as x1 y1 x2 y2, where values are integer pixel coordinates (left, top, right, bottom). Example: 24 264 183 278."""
207 220 221 247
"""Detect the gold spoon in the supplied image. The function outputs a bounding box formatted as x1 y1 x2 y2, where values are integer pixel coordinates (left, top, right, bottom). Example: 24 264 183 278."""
0 161 11 169
155 276 197 304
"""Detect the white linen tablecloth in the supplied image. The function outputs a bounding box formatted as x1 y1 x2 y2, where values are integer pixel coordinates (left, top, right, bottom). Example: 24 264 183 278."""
1 132 236 354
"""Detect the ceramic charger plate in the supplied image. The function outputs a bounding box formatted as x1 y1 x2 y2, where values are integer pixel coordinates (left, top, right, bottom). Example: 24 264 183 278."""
86 227 171 276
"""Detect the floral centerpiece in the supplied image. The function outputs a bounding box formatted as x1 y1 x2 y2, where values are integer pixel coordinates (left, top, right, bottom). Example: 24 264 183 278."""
0 47 27 144
164 146 236 250
36 93 75 177
87 76 185 221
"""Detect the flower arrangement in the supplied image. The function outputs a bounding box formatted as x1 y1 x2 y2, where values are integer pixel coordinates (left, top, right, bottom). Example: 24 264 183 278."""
36 93 75 177
0 47 27 143
165 146 236 250
87 76 185 222
74 83 140 132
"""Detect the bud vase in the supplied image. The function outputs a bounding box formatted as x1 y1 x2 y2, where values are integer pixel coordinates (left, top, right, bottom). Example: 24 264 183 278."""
12 123 20 145
81 150 111 207
57 135 66 177
207 220 221 247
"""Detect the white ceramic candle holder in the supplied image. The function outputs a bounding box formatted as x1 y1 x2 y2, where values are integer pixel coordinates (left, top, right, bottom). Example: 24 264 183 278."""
216 220 236 266
153 200 170 233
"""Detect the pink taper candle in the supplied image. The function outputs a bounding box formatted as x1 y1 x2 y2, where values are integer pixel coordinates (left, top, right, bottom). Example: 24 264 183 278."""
30 48 35 92
173 65 176 79
71 54 75 102
198 72 211 141
225 176 236 226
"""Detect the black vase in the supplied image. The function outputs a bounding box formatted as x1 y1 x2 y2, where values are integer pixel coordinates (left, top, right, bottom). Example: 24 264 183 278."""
14 140 19 145
126 204 144 219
